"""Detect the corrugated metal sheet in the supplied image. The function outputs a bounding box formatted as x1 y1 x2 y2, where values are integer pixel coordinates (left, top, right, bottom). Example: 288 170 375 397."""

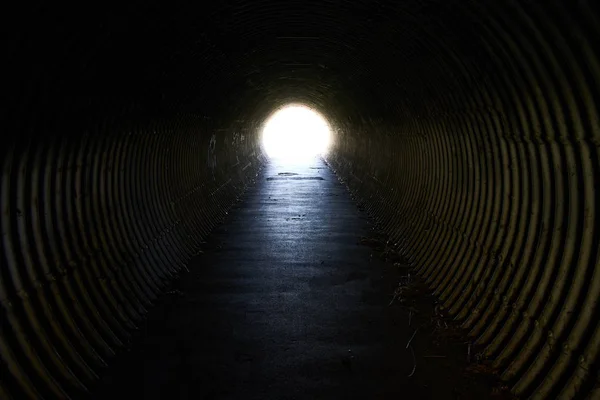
3 0 600 398
327 2 600 398
1 117 264 398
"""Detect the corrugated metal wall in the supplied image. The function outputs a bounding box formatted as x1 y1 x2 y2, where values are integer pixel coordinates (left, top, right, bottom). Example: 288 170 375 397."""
327 2 600 398
3 0 600 398
1 117 264 398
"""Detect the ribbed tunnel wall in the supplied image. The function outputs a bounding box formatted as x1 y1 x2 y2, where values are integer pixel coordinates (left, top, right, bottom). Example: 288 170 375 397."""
3 1 600 398
1 116 264 398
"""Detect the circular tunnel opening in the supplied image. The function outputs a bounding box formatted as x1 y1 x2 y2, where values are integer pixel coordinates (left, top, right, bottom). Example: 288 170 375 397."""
261 104 332 161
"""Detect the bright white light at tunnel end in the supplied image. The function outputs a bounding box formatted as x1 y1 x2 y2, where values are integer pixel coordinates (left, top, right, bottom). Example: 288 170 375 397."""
261 104 332 161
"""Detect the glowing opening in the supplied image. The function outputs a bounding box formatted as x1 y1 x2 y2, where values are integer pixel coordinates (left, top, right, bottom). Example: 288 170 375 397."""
261 105 331 160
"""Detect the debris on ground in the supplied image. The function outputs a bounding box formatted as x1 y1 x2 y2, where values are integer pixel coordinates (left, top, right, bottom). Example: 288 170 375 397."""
358 233 411 264
359 228 520 399
407 344 417 377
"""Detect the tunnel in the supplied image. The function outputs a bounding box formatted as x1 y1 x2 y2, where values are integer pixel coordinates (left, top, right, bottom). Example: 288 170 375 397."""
3 1 600 398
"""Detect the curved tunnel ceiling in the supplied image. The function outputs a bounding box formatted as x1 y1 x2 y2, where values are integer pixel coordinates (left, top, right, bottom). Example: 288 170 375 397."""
8 0 509 129
3 1 600 398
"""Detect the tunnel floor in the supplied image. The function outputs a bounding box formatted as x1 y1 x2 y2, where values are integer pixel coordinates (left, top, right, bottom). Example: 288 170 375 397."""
92 157 501 400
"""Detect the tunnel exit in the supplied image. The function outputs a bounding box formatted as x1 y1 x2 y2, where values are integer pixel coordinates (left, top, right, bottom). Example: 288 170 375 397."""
261 104 331 161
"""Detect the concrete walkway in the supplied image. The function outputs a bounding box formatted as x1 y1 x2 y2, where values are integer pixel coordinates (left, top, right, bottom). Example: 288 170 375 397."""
93 157 482 399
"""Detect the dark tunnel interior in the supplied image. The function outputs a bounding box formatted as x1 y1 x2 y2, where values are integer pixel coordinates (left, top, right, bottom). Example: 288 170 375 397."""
3 1 600 398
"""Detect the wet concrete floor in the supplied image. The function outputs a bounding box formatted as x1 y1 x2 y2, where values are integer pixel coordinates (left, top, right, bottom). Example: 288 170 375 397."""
93 157 495 399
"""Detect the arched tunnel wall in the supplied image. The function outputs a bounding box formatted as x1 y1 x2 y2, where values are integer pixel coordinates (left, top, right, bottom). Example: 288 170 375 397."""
1 115 265 398
325 3 600 398
2 1 600 398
